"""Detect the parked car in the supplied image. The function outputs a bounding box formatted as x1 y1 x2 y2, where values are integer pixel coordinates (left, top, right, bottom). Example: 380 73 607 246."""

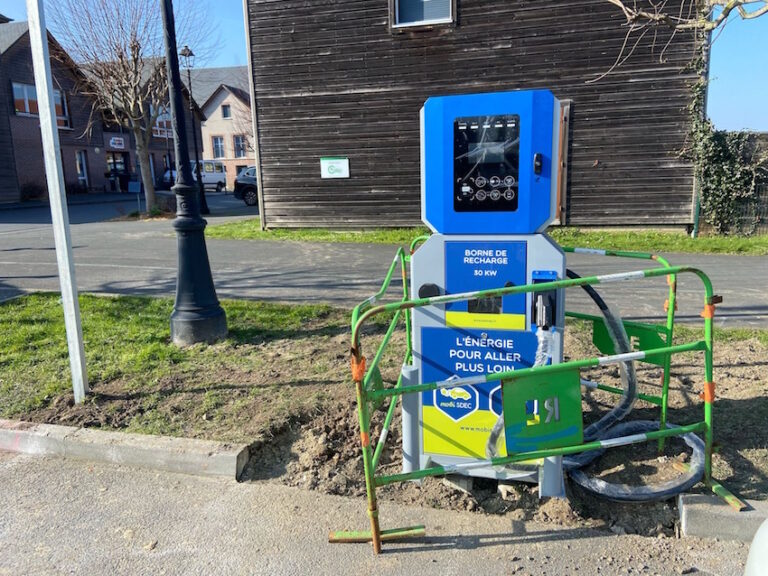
233 166 259 207
162 160 227 191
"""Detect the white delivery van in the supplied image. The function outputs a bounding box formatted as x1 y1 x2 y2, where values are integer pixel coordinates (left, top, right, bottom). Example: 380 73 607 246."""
162 160 227 191
196 160 227 192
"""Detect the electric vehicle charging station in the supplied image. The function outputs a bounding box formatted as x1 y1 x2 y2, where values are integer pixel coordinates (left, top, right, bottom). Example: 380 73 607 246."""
330 88 745 554
402 90 573 494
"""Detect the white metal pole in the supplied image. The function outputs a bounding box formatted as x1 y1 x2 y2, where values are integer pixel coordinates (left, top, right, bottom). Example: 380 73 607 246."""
26 0 89 403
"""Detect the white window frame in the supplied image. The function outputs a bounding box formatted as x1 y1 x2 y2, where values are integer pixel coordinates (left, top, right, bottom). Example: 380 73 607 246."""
212 136 225 159
221 104 232 119
12 82 70 128
151 103 172 138
75 150 89 187
233 134 246 158
392 0 454 28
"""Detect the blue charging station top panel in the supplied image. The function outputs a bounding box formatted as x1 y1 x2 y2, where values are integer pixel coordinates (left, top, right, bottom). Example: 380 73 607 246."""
422 90 557 235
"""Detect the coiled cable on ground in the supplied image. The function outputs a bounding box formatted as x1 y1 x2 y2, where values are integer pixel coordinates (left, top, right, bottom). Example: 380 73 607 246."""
567 420 705 501
485 268 706 501
563 269 705 500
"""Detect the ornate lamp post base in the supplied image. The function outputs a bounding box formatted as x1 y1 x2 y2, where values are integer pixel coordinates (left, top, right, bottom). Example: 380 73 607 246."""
168 187 227 346
170 309 228 345
162 0 227 346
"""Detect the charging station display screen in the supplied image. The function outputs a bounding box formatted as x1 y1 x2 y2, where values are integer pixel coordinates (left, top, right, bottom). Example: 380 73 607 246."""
453 115 520 212
468 141 506 164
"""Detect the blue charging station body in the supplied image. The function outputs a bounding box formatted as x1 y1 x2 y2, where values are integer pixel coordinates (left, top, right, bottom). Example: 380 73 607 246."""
421 89 560 235
403 89 568 485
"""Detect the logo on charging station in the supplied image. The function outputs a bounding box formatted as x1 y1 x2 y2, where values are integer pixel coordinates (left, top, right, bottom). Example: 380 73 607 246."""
489 385 503 417
435 385 478 421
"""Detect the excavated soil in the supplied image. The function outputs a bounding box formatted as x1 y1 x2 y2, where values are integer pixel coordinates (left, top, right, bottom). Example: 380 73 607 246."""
243 392 686 536
243 326 767 537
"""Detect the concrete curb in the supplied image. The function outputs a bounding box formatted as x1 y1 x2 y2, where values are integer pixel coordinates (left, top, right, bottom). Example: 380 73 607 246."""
679 494 768 543
0 419 249 480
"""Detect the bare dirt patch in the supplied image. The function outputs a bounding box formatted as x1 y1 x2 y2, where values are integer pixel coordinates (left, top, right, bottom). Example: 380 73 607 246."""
20 312 358 443
243 327 767 537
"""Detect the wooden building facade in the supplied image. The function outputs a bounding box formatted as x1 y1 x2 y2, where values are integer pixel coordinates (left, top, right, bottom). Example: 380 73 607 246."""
244 0 701 228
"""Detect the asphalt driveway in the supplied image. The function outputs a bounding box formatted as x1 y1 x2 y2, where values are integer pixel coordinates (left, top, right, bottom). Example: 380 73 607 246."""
0 197 766 327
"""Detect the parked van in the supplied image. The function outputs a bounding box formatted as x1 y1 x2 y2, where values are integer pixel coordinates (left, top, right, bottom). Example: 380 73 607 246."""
162 160 227 191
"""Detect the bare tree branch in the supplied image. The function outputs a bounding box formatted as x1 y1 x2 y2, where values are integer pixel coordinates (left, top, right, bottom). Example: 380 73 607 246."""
589 0 765 83
587 24 649 84
46 0 216 209
604 0 768 31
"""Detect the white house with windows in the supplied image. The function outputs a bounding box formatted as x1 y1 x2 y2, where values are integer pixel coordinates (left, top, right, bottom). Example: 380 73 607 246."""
196 78 254 190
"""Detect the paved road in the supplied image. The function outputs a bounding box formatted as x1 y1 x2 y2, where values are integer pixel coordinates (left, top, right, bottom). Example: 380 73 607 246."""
0 450 750 575
0 198 766 327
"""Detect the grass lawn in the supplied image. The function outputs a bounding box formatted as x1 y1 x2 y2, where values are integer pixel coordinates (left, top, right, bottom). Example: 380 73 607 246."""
549 228 768 256
206 222 432 246
0 293 379 443
1 293 766 503
205 221 768 255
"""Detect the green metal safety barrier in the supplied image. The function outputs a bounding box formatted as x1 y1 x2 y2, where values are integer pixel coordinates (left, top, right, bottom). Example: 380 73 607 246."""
329 241 747 554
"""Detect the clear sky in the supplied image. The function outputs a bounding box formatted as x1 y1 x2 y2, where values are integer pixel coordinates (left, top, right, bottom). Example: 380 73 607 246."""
1 2 765 131
707 13 768 131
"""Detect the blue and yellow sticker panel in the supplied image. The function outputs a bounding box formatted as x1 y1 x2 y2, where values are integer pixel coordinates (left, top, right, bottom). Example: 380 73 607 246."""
420 327 538 458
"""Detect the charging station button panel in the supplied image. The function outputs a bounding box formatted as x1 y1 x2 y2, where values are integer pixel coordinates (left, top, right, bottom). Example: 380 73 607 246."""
453 114 520 213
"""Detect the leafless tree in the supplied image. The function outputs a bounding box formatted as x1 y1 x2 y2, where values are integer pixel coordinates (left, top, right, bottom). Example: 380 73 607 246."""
48 0 214 209
590 1 767 83
604 0 768 31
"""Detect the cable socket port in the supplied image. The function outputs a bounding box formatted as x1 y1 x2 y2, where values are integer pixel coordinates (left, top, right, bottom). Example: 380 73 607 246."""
531 270 559 329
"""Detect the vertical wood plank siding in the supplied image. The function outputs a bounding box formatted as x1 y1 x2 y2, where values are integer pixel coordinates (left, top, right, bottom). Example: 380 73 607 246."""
246 0 699 228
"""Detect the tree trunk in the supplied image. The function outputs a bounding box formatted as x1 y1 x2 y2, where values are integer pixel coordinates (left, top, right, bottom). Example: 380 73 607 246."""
134 131 157 210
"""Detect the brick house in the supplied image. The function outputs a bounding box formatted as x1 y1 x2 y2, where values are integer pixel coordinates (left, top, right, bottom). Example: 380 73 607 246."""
0 13 204 203
0 15 107 202
99 96 204 192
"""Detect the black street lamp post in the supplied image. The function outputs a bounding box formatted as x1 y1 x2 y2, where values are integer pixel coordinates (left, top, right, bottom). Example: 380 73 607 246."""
179 45 209 215
160 0 227 345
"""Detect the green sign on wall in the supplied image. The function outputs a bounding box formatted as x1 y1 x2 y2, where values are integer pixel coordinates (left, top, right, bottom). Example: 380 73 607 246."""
502 368 583 454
